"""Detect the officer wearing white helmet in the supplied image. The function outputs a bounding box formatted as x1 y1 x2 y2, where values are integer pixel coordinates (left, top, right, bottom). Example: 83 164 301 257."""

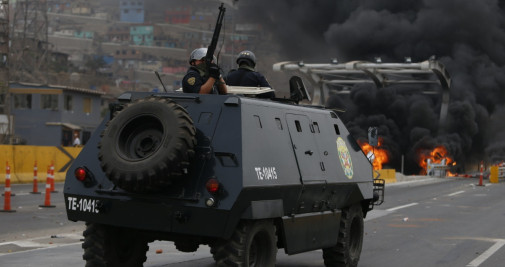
225 50 274 98
182 48 227 94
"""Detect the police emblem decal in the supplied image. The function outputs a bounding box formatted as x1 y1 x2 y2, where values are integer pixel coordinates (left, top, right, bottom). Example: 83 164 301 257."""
188 77 196 85
336 137 354 179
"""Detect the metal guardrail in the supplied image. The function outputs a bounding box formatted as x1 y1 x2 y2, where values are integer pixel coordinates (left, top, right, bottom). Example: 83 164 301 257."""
428 165 449 178
498 166 505 178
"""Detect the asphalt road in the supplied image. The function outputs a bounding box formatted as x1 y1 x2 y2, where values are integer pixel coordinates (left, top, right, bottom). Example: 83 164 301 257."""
0 178 504 266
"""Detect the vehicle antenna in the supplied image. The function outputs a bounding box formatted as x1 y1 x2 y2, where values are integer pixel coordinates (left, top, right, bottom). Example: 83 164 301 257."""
155 71 168 92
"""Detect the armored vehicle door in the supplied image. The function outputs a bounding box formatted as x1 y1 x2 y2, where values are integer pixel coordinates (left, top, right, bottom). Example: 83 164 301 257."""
285 114 325 183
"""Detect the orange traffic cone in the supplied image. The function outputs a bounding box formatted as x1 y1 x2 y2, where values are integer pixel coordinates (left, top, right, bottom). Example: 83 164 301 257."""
478 161 484 186
45 166 52 192
30 161 41 194
39 172 55 208
50 162 57 193
1 162 16 212
2 162 15 197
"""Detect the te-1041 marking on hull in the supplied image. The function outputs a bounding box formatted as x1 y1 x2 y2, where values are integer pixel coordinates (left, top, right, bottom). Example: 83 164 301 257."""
67 197 100 213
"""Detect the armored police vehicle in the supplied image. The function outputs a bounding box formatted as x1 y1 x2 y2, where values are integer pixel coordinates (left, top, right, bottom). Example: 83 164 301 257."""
64 3 383 267
64 75 384 267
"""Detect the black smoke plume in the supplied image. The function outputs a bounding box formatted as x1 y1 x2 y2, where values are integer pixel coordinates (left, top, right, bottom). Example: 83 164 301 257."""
238 0 505 173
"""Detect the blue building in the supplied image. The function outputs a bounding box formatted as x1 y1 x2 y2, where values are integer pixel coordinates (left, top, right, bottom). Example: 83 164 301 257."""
9 83 105 146
74 31 94 39
131 25 154 46
120 0 145 23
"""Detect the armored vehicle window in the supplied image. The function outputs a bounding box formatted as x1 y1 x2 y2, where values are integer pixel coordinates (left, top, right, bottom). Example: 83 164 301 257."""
254 115 262 128
275 118 283 130
295 120 302 132
313 122 320 133
198 112 213 124
334 124 340 135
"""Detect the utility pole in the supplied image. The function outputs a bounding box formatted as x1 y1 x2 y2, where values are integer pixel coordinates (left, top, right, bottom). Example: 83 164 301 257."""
0 0 10 144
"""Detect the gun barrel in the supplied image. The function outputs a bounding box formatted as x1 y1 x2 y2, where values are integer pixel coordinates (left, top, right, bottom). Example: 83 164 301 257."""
205 3 226 63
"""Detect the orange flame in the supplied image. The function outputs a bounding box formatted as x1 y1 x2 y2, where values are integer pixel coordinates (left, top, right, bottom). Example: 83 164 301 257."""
447 161 457 176
358 137 389 170
417 145 454 175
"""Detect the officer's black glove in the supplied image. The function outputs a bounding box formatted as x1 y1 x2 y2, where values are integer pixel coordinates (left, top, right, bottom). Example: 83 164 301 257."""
208 63 221 79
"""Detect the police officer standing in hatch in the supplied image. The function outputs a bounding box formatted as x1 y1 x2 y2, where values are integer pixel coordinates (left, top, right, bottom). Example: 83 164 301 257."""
226 50 275 98
182 48 227 94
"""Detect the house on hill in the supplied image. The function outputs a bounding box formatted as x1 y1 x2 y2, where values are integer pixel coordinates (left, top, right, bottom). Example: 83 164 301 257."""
120 0 144 23
9 82 105 146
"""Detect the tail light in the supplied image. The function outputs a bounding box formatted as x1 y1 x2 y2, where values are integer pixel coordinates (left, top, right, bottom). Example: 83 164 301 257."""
205 178 220 207
205 178 220 194
75 167 87 181
74 167 96 187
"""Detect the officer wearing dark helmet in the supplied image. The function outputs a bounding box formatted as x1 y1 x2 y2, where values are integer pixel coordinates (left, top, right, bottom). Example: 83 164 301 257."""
182 48 227 94
226 50 275 98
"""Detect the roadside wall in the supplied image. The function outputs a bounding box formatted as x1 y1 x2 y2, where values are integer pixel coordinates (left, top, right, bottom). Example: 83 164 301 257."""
0 145 82 183
377 169 397 183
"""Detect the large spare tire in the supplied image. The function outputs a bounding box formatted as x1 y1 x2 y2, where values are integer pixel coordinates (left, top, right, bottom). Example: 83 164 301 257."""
98 97 196 192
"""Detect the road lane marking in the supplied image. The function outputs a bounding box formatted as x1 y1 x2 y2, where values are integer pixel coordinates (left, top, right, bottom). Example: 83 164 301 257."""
386 202 418 212
447 190 465 197
387 224 422 228
0 233 83 256
0 241 82 257
467 239 505 267
364 209 392 221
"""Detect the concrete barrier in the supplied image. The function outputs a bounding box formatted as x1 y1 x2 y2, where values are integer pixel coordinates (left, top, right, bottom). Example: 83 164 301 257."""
377 169 397 183
489 165 503 184
0 145 82 184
